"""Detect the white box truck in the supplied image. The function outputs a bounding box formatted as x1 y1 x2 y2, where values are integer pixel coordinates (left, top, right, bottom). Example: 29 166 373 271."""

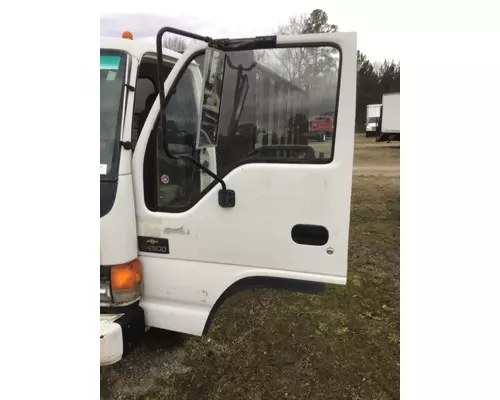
376 93 400 142
365 104 381 137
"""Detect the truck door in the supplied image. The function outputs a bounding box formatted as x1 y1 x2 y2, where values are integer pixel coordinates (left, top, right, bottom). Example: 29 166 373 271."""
132 32 357 335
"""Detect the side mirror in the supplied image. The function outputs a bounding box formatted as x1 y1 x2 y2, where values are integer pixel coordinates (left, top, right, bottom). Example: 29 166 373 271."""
154 27 235 208
196 47 226 149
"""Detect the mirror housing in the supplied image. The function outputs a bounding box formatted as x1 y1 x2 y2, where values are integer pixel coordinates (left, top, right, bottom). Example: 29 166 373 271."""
154 27 235 208
196 47 226 149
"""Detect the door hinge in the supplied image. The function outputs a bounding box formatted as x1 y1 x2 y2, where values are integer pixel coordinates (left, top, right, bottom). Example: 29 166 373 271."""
120 141 134 150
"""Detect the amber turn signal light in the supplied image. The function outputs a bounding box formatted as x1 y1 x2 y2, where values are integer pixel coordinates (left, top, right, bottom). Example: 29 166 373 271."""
110 258 142 292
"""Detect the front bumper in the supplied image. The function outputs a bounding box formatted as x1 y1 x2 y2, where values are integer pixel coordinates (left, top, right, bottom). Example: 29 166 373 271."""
100 305 145 366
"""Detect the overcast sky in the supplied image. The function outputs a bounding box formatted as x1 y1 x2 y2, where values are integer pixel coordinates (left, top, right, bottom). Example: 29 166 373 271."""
100 1 401 63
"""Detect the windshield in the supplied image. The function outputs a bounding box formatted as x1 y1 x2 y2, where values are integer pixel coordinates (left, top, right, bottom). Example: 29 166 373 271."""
101 50 127 179
367 117 379 123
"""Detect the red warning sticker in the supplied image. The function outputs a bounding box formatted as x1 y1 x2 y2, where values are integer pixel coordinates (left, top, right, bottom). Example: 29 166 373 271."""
160 174 170 184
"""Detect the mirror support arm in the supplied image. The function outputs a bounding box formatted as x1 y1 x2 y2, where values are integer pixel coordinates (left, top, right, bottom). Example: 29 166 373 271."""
226 58 256 137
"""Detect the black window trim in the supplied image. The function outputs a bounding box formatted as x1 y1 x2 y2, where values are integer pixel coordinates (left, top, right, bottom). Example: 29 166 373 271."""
144 41 343 214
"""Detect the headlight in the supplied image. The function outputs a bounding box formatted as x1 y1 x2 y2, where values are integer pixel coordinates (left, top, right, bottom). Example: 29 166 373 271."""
100 259 142 305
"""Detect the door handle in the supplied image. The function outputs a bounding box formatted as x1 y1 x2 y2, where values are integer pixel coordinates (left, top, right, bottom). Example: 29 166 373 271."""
291 224 329 246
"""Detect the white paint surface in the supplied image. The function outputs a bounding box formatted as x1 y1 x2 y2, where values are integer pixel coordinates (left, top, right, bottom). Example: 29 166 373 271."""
129 32 357 335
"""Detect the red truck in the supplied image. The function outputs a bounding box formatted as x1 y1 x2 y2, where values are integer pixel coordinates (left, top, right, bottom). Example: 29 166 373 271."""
309 115 334 142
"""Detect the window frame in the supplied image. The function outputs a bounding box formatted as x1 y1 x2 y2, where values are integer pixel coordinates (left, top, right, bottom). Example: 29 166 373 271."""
143 52 205 213
144 42 343 214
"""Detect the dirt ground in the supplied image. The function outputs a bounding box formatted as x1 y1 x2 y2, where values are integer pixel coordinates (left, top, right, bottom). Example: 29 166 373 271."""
100 134 400 400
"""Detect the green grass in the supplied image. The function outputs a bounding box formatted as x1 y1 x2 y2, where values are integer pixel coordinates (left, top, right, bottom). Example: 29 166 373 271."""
101 134 400 400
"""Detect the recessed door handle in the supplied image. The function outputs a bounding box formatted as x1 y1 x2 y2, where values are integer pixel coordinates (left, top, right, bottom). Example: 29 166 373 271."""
291 224 329 246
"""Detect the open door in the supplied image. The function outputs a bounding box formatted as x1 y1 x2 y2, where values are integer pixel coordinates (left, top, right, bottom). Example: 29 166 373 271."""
132 31 357 335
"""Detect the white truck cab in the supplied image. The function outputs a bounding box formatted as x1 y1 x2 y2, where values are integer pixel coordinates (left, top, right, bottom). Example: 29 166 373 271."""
100 28 357 366
365 104 382 137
